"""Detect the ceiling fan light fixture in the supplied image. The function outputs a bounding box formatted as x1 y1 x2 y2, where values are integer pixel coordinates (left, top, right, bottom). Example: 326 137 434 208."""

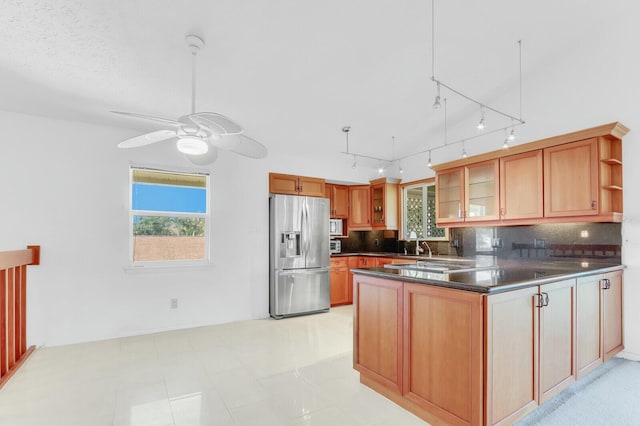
177 136 209 155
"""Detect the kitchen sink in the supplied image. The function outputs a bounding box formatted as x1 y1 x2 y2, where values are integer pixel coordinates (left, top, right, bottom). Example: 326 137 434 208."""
384 261 498 274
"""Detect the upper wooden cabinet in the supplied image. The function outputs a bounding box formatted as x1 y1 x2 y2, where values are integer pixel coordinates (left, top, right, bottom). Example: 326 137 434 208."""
545 137 623 220
435 160 499 224
325 183 349 218
436 167 464 224
500 150 544 220
370 178 398 230
544 138 599 217
269 173 325 197
433 122 628 226
348 185 371 230
465 160 500 222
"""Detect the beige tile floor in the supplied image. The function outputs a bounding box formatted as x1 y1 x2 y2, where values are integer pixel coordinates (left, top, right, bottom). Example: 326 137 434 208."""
0 306 428 426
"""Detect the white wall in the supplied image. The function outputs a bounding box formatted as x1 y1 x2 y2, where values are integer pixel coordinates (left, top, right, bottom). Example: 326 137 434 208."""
0 109 373 347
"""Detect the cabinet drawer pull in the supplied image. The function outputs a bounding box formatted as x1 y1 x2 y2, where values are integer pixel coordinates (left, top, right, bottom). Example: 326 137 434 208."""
601 278 611 290
591 200 597 210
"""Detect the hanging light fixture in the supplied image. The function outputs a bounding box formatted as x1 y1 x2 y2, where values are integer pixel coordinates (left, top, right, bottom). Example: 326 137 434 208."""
477 108 486 130
427 150 432 168
461 141 467 158
433 83 441 109
351 154 357 169
508 128 516 141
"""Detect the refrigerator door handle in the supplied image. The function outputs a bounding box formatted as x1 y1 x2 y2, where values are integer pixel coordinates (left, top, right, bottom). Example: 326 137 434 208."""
305 200 311 254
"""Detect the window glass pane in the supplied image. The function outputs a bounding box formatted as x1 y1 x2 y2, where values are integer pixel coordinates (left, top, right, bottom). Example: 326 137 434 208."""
132 216 205 261
132 183 206 213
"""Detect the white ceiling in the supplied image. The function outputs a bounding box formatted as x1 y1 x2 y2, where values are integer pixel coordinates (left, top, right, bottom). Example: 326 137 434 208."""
0 0 621 163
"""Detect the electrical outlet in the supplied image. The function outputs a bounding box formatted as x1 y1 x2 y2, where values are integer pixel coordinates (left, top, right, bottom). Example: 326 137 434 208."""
170 298 178 309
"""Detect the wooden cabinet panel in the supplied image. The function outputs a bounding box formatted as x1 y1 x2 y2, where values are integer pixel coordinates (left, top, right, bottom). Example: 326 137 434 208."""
375 257 394 267
544 138 599 217
298 176 326 197
269 173 300 195
330 258 350 306
325 184 349 218
576 274 603 379
349 186 371 230
602 270 623 361
347 256 359 303
403 284 484 426
538 279 576 403
465 160 500 221
485 286 539 425
269 173 325 197
500 150 543 220
353 275 403 393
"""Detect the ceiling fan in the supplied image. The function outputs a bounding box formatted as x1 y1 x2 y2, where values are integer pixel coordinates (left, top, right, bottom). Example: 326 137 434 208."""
112 34 267 165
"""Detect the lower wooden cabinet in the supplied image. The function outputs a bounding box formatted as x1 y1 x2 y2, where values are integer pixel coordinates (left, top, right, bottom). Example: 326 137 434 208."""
354 270 623 426
485 286 539 425
403 283 484 426
353 275 403 393
576 270 624 379
329 258 350 306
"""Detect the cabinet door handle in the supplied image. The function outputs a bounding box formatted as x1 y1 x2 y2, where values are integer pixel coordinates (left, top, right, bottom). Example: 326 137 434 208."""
601 278 611 290
535 294 544 308
591 200 597 210
542 292 549 307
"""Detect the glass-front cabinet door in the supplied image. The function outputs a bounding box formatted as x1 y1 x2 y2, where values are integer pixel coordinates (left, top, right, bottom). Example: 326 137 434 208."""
465 160 500 221
436 167 464 224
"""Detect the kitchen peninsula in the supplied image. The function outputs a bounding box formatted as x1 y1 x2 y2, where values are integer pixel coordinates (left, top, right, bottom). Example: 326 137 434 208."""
351 259 623 425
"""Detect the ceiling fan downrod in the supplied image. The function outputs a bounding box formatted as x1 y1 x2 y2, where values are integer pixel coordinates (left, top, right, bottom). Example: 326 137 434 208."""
185 34 205 115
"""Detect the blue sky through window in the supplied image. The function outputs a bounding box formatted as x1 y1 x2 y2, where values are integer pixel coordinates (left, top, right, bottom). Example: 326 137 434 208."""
132 183 206 213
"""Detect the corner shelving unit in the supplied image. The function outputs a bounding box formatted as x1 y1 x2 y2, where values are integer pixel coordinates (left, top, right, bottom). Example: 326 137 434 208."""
599 136 623 215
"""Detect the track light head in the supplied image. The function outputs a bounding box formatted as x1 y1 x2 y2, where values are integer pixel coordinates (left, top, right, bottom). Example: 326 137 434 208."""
477 117 485 130
503 138 509 149
508 128 516 141
433 95 441 109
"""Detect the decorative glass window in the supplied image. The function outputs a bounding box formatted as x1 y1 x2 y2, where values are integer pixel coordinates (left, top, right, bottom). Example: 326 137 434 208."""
130 167 209 266
402 182 448 240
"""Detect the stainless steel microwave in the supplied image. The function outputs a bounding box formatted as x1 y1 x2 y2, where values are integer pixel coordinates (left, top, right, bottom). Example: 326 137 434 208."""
330 239 341 254
329 219 343 236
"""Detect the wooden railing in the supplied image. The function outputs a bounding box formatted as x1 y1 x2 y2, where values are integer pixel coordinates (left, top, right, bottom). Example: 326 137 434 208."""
0 245 39 390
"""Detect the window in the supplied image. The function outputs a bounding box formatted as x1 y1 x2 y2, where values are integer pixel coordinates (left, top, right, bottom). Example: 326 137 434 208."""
130 167 209 265
401 180 448 241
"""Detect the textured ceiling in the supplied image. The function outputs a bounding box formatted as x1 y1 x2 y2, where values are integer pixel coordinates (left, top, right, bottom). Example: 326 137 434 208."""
0 0 622 163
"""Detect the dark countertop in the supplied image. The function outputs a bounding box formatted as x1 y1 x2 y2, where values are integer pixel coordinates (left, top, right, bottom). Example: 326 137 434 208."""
350 258 623 294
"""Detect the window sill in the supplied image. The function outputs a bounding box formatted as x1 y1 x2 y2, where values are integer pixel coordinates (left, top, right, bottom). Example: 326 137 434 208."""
123 261 215 274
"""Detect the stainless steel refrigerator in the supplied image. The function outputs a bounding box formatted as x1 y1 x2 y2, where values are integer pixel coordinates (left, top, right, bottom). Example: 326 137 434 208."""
269 194 330 319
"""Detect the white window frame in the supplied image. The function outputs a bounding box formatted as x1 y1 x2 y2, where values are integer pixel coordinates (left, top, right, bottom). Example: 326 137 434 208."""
401 180 449 242
128 163 211 269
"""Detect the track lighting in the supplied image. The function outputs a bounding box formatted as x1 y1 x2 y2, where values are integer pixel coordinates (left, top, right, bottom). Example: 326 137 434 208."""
433 83 441 109
351 155 357 169
378 166 384 174
508 128 516 141
427 150 432 168
503 138 509 149
461 142 467 158
477 108 486 130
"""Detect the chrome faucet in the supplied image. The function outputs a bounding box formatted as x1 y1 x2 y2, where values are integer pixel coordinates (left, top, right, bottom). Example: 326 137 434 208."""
421 241 433 258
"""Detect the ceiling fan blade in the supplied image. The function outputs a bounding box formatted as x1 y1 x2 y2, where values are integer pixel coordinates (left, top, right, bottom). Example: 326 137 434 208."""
187 112 244 135
117 130 178 148
185 144 219 166
111 111 182 127
219 134 268 159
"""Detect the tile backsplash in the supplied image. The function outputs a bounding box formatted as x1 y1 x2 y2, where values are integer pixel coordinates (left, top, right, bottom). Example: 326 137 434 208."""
450 222 621 260
336 222 621 261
